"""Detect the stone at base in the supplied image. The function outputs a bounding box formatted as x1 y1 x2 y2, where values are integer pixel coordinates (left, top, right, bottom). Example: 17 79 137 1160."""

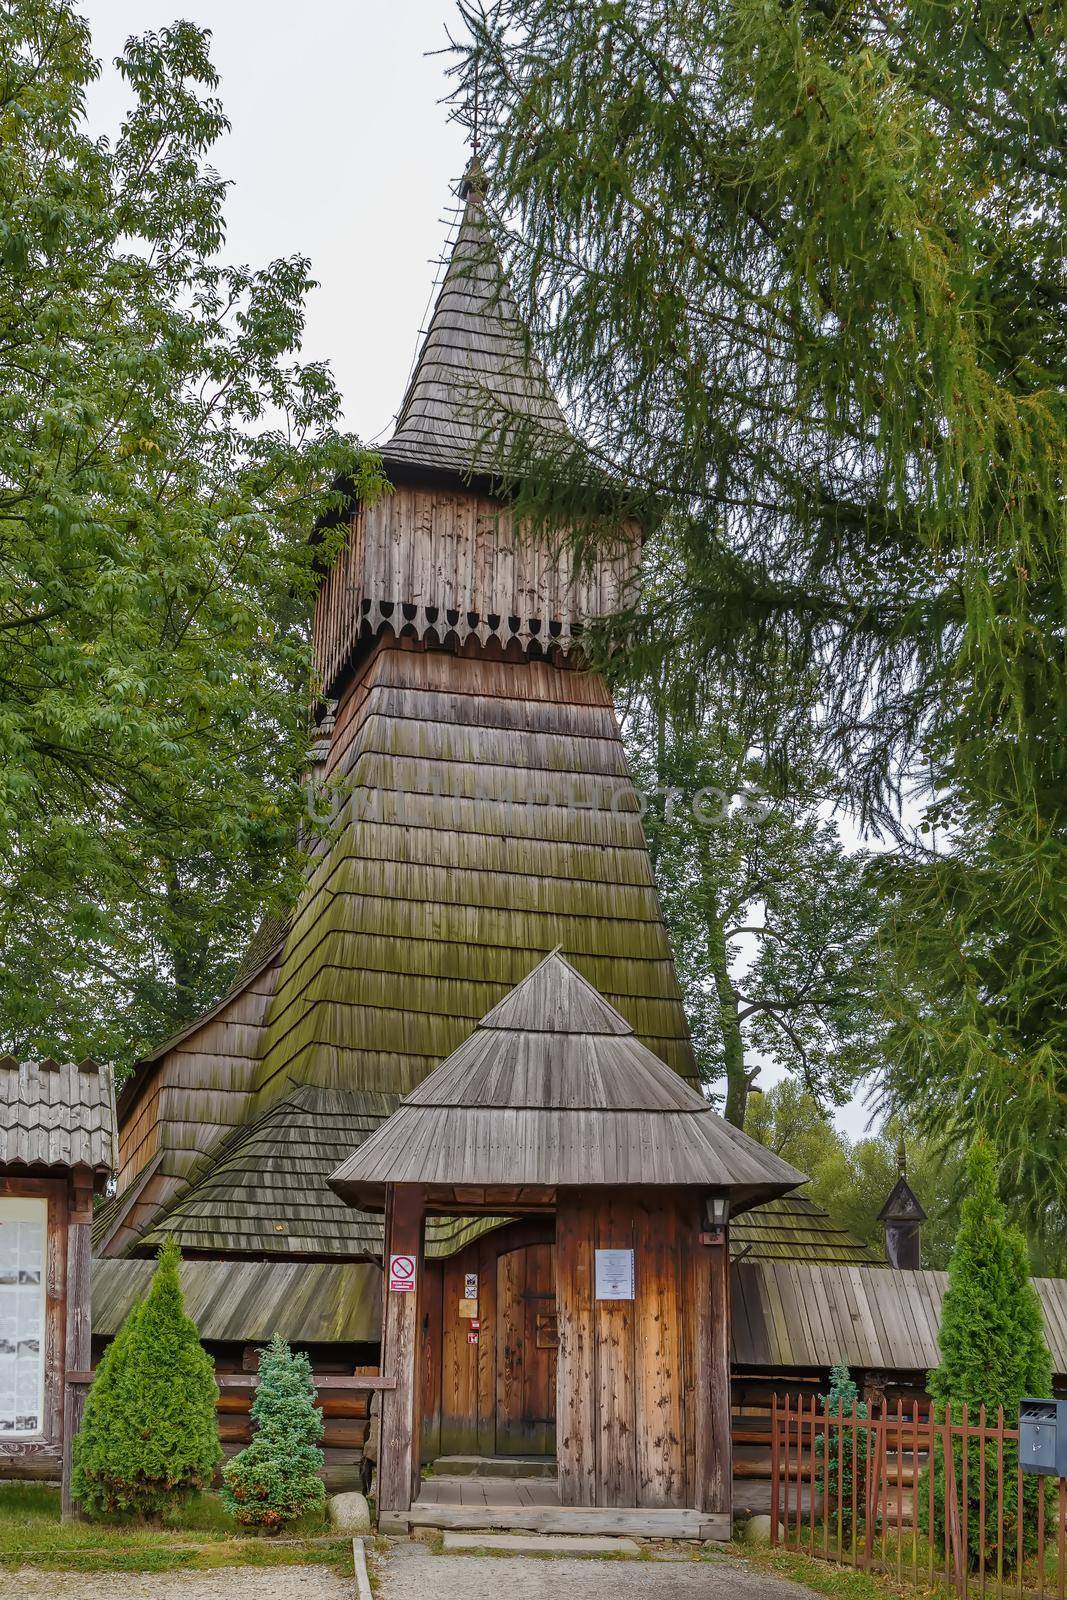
442 1531 641 1556
742 1514 785 1545
328 1490 372 1535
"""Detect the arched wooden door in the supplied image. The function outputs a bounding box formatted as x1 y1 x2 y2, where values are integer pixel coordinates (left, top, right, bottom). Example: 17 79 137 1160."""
495 1241 557 1455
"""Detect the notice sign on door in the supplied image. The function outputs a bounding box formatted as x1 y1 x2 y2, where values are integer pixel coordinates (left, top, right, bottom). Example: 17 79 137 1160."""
464 1272 478 1300
388 1254 416 1293
595 1247 635 1301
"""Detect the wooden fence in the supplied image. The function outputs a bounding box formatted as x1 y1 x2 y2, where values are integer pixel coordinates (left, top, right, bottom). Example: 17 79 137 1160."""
771 1394 1067 1598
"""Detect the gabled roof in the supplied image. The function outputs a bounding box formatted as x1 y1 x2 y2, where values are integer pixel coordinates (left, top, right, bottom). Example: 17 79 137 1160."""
1 1057 116 1179
381 169 572 482
329 951 805 1213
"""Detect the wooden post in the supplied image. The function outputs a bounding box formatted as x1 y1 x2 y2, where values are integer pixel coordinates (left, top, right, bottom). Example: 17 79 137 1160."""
695 1226 732 1531
377 1185 424 1518
61 1175 93 1521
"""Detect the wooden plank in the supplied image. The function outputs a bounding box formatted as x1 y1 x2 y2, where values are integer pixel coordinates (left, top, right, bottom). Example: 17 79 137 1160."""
695 1228 732 1519
495 1245 526 1452
595 1194 637 1507
523 1242 557 1456
440 1252 479 1455
633 1197 683 1508
555 1191 597 1506
419 1259 443 1465
401 1503 724 1538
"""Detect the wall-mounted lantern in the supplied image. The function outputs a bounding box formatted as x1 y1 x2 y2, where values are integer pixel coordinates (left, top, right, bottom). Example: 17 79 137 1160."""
700 1194 730 1245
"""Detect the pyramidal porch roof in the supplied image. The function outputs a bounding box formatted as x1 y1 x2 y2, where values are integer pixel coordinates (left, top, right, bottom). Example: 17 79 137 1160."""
328 951 805 1215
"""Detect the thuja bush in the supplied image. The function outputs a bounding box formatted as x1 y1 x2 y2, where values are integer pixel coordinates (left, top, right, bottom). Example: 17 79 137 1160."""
72 1238 220 1519
921 1141 1052 1568
221 1334 325 1530
816 1363 870 1543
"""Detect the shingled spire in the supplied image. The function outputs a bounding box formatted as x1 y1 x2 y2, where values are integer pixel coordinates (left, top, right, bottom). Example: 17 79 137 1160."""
381 164 571 482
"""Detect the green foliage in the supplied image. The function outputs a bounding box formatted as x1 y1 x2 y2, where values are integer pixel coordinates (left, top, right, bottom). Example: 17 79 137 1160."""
0 3 381 1068
745 1080 966 1267
816 1365 869 1544
72 1239 221 1519
625 697 884 1124
922 1142 1052 1567
221 1335 325 1531
455 0 1067 1227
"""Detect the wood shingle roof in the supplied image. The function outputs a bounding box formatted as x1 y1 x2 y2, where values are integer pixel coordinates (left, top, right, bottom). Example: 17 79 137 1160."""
329 952 805 1212
1 1057 116 1178
381 174 571 482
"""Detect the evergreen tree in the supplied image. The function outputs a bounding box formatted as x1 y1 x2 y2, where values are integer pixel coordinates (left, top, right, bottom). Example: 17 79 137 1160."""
72 1239 220 1519
221 1334 325 1531
453 0 1067 1223
923 1141 1052 1566
816 1364 869 1545
625 695 883 1124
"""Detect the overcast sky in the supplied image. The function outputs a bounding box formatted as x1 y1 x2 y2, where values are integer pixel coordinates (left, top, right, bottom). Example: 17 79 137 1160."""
80 1 876 1143
84 1 469 444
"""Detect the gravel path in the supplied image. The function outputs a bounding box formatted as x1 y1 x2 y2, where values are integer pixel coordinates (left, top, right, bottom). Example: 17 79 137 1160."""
377 1540 817 1600
0 1568 352 1600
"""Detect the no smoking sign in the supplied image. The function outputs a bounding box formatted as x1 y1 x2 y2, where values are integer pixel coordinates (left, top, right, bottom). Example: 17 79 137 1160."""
388 1253 416 1293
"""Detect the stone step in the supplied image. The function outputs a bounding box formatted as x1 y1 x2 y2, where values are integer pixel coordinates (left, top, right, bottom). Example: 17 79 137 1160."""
430 1455 558 1480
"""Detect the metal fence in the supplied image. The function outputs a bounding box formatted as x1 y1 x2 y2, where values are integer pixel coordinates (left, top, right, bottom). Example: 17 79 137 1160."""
770 1393 1067 1598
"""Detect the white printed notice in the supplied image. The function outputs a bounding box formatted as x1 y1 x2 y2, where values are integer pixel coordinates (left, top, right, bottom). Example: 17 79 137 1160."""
594 1247 635 1301
0 1197 46 1437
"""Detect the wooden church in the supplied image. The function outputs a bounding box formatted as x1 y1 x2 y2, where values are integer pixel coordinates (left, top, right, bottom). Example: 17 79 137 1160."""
95 167 807 1526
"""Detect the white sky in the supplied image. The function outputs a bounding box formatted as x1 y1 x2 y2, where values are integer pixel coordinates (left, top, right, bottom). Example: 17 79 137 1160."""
80 1 876 1142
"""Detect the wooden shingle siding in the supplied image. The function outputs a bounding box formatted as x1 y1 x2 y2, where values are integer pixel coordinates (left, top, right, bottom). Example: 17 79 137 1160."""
250 640 698 1119
97 954 283 1257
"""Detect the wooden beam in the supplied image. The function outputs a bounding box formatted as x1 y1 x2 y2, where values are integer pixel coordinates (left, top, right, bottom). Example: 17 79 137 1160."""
62 1179 93 1521
390 1502 731 1540
215 1375 397 1393
377 1185 425 1514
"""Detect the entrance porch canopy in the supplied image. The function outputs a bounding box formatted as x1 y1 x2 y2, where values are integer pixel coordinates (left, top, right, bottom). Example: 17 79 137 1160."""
328 951 804 1537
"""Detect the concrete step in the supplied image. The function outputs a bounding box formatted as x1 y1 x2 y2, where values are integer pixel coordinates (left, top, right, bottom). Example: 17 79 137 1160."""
441 1531 641 1556
430 1455 558 1480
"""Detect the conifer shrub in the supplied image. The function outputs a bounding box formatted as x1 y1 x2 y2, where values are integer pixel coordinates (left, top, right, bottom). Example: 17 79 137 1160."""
816 1363 870 1544
221 1334 326 1530
921 1140 1052 1568
72 1238 221 1519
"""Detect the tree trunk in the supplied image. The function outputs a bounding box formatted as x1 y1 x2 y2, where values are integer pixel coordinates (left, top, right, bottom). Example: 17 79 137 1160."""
700 859 749 1127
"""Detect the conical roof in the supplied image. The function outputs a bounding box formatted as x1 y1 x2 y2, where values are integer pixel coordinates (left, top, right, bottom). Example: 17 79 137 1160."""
381 172 572 481
329 952 805 1214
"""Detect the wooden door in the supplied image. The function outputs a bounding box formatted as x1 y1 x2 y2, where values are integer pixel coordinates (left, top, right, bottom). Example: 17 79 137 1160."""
495 1242 557 1455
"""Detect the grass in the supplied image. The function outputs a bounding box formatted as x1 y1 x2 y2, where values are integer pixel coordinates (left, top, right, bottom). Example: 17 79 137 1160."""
0 1483 353 1573
735 1541 921 1600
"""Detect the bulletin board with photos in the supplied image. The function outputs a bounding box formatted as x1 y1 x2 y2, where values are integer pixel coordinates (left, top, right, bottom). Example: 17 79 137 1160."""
0 1177 65 1465
0 1196 47 1437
